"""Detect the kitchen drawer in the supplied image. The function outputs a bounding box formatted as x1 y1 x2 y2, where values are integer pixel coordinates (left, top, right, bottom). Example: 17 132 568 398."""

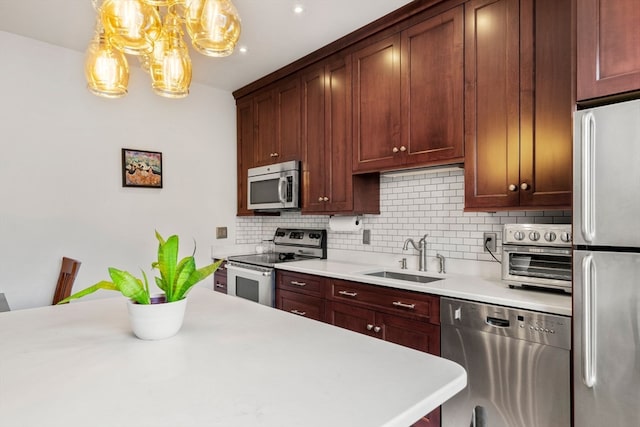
277 271 326 297
277 290 324 322
329 279 439 324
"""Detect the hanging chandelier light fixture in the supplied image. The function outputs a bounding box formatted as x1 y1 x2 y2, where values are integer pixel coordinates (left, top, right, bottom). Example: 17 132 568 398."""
85 0 241 99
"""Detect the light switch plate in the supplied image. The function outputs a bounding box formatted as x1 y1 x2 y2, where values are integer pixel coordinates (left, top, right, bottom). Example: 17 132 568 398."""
216 227 228 239
363 229 371 245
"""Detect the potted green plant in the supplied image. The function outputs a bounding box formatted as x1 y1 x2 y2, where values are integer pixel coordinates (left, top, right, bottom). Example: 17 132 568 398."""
58 231 223 340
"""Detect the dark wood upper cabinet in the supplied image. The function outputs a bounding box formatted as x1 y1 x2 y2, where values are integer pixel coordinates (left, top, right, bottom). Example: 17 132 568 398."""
236 97 254 216
577 0 640 102
352 5 464 173
253 79 302 167
352 35 402 172
464 0 572 211
302 55 379 214
400 6 464 166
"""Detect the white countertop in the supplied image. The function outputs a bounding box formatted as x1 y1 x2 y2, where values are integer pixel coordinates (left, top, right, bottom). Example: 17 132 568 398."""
0 288 466 427
275 259 572 316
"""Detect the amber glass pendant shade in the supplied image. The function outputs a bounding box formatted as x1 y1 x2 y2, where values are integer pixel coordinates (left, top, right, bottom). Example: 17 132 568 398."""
150 14 192 98
85 29 129 98
101 0 162 55
185 0 241 57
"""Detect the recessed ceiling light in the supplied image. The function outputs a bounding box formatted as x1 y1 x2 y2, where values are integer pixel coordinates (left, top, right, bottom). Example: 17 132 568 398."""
239 46 248 54
293 4 304 14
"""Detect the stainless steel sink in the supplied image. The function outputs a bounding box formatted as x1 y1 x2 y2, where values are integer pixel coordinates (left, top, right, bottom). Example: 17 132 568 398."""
364 270 443 284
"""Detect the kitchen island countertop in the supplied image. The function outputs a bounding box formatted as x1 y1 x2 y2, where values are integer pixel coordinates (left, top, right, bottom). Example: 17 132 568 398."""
275 259 572 316
0 288 466 427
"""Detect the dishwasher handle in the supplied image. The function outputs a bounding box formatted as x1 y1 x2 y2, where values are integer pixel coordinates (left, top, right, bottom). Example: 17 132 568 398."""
486 316 510 328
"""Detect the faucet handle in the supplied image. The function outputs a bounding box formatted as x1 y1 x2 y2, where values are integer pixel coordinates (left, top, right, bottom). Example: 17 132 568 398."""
420 233 429 243
399 258 407 269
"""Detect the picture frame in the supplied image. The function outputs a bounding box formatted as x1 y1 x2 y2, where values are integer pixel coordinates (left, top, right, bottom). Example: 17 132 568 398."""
122 149 163 188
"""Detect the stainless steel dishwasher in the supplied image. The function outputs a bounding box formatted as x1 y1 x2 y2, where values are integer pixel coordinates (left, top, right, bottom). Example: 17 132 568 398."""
440 297 571 427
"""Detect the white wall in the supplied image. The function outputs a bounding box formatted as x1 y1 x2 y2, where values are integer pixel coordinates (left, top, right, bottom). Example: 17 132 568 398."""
0 32 238 309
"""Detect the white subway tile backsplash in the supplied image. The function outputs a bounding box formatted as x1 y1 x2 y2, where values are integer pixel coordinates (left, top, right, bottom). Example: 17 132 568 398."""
235 169 570 262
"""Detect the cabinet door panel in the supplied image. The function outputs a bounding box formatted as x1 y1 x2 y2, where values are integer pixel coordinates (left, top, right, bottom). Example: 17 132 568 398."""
519 0 572 208
236 98 254 216
401 6 464 165
325 57 353 211
276 79 301 162
301 67 326 212
378 313 440 356
464 0 520 209
326 301 376 337
577 0 640 101
253 89 277 166
352 35 401 172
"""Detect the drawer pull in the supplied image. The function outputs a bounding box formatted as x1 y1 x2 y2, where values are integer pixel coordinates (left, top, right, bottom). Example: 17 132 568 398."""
338 290 358 297
373 326 381 333
392 301 416 310
290 280 307 287
291 309 307 316
366 324 374 331
215 283 225 288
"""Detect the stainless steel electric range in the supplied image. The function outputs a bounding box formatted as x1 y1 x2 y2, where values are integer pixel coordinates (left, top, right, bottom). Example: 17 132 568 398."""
225 228 327 306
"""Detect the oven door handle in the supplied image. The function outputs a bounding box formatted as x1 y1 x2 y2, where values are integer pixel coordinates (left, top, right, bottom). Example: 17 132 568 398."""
502 245 571 256
226 263 273 277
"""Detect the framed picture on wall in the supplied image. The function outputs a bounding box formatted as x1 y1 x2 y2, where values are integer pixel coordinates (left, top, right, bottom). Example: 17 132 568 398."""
122 149 163 188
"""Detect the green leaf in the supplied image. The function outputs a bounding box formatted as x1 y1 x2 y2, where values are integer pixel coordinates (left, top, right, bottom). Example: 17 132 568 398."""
108 268 150 305
56 281 117 305
173 258 223 301
170 257 196 301
155 232 178 301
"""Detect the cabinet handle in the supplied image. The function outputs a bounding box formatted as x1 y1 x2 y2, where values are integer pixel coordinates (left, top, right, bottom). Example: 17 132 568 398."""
366 324 374 331
392 147 399 153
373 326 381 333
520 182 530 190
392 301 416 310
399 145 406 152
508 184 518 192
323 197 329 202
338 290 358 297
291 309 307 316
273 152 279 157
318 197 324 202
215 282 225 288
290 280 306 287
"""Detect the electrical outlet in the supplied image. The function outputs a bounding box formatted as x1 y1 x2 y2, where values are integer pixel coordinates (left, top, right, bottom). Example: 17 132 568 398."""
483 232 497 252
363 229 371 245
216 227 228 239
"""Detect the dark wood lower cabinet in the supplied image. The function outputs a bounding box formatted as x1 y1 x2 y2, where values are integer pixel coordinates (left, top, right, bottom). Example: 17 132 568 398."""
277 289 324 321
276 271 442 426
213 261 227 294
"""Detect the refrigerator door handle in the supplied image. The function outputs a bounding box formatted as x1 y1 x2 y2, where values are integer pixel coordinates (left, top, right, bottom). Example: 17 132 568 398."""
581 112 596 243
582 254 596 388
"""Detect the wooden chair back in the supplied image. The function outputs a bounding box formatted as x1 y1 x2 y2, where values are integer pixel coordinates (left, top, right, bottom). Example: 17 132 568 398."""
52 257 81 305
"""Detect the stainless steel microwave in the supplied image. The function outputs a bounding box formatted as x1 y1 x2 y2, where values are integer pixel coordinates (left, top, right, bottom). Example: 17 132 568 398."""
247 160 300 210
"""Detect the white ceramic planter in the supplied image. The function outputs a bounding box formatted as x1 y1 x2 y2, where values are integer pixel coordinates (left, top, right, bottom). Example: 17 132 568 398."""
126 295 187 340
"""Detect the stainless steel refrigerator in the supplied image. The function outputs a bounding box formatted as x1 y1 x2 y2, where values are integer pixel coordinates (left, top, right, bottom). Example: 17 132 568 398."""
573 99 640 426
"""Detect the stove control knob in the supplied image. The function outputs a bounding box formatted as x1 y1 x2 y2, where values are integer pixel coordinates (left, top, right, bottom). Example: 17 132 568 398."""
529 231 540 241
514 231 525 241
560 232 572 243
544 232 557 242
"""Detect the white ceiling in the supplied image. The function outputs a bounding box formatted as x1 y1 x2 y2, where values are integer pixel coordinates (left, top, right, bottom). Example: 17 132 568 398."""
0 0 414 93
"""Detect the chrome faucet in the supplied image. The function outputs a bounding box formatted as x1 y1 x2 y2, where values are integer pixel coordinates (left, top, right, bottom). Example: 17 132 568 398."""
436 253 446 274
403 234 428 271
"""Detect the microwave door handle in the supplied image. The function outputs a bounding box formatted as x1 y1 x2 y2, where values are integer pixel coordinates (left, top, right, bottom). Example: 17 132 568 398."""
278 177 287 204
